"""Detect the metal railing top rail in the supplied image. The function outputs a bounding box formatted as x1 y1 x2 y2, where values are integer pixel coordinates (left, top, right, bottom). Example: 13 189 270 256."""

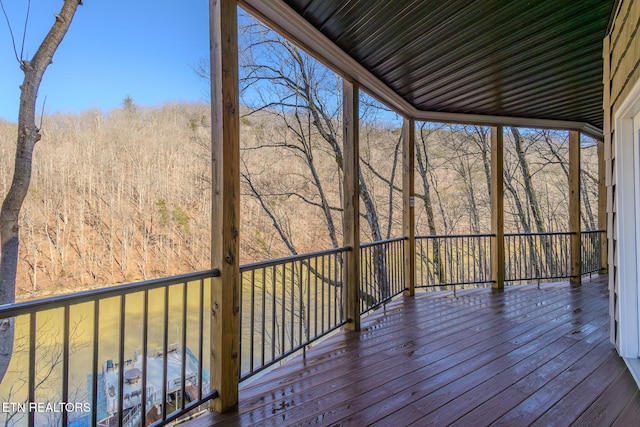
0 269 220 319
416 233 494 239
417 230 605 238
360 236 407 249
504 231 574 237
240 246 352 271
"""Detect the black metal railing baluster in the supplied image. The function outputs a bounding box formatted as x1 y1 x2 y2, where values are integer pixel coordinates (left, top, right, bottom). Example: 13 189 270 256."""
117 295 125 427
162 286 169 421
143 289 150 418
306 261 311 350
290 262 295 352
281 264 287 355
321 256 325 334
250 269 255 374
91 301 99 427
28 312 36 427
197 278 204 401
181 282 188 411
333 253 344 322
261 268 266 369
62 305 70 427
298 261 303 353
271 265 276 362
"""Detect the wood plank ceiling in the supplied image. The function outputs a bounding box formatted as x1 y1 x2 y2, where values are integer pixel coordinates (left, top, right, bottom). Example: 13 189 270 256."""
280 0 616 131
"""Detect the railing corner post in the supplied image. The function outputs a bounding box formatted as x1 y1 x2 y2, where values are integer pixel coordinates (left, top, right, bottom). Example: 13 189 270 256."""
491 126 505 289
569 130 582 285
343 79 360 331
210 0 240 413
403 117 416 297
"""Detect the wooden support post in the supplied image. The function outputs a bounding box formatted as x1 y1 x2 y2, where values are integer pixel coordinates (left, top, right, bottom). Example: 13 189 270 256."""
491 126 505 289
569 130 582 285
403 117 416 296
597 139 608 273
210 0 240 413
343 79 360 331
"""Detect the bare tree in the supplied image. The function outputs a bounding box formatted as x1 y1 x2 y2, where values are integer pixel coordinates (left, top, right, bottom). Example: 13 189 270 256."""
236 14 401 301
0 0 82 384
510 127 546 233
414 122 450 284
536 129 598 230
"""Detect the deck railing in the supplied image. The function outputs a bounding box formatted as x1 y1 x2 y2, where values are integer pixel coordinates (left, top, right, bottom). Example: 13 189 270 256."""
581 230 605 275
0 270 218 427
359 238 406 314
415 234 493 288
239 247 349 381
504 231 572 282
0 230 607 425
416 230 606 287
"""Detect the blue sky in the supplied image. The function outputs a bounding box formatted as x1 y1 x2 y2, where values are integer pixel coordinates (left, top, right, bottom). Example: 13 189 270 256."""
0 0 210 122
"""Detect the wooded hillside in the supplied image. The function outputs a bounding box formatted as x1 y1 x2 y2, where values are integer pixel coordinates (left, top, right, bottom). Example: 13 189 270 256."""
1 103 213 297
0 99 598 299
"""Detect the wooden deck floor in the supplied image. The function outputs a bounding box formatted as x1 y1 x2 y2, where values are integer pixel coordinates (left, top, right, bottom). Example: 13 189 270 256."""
187 275 640 426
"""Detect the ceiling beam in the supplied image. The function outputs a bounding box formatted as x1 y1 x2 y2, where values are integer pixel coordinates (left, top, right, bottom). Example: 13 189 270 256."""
240 0 604 140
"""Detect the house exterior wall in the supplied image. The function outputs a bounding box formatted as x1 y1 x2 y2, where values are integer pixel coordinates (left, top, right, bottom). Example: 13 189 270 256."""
604 0 640 347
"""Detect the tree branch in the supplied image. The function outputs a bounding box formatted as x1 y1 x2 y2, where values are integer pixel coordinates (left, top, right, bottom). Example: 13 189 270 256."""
0 0 20 63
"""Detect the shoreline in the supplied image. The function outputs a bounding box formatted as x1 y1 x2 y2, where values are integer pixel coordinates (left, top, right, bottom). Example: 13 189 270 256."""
16 281 126 303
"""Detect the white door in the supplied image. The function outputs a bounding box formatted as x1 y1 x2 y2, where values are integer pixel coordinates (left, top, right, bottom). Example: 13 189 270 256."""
615 85 640 360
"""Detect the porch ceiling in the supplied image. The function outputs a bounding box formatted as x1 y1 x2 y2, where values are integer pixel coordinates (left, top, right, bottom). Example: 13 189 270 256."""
246 0 615 134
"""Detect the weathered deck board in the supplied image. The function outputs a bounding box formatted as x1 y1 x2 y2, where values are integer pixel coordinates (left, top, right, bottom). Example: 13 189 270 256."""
186 275 640 426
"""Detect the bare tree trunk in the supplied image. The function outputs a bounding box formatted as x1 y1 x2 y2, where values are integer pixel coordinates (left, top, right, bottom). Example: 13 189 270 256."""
415 125 438 237
384 131 402 239
0 0 81 384
509 127 554 277
415 124 446 284
541 131 597 230
470 125 491 196
239 28 395 303
580 171 597 230
503 160 541 278
510 127 545 233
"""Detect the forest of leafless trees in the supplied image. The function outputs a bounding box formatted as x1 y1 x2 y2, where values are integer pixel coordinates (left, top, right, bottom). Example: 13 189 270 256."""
0 13 599 300
0 96 599 300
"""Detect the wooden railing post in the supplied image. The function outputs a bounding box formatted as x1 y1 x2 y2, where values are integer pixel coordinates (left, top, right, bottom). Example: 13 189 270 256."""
210 0 240 412
403 117 416 296
343 79 360 331
597 139 608 273
491 126 505 289
569 130 582 285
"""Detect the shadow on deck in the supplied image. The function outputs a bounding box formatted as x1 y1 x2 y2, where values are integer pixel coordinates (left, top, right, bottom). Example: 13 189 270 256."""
187 274 640 426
